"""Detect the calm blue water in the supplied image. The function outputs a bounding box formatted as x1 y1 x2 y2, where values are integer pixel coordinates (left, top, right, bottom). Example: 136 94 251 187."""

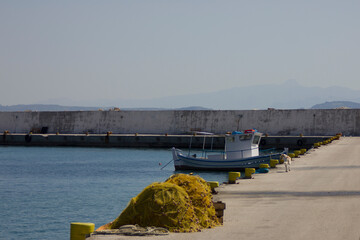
0 146 229 240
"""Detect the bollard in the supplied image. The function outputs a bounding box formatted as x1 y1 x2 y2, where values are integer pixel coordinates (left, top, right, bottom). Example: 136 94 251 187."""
70 222 95 240
288 153 296 159
259 163 269 169
293 150 301 157
228 172 240 184
300 149 307 155
207 181 219 192
270 159 279 168
258 164 269 173
245 168 255 179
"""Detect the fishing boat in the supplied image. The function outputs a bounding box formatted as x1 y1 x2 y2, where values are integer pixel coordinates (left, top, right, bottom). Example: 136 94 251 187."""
172 129 282 171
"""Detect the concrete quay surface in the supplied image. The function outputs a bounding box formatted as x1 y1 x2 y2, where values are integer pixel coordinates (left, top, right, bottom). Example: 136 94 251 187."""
87 137 360 240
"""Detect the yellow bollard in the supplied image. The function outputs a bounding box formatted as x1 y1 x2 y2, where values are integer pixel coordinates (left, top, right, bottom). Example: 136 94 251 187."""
228 172 240 184
207 181 219 191
270 159 279 168
259 163 269 169
70 222 95 240
288 153 295 159
300 149 307 155
245 168 256 179
293 150 301 157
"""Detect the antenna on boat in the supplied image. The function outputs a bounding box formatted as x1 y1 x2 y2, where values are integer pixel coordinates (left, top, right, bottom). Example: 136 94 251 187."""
188 136 193 157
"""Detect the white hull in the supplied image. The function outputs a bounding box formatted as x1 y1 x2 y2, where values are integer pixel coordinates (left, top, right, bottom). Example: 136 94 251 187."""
172 148 281 171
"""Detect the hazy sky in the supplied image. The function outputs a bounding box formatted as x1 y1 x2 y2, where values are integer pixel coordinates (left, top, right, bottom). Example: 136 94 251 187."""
1 0 359 106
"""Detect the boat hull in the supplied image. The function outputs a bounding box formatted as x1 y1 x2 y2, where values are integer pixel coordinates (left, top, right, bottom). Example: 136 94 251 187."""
172 148 281 171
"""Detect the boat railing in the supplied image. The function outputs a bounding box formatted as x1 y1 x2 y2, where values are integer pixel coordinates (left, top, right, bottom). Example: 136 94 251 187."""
201 147 259 159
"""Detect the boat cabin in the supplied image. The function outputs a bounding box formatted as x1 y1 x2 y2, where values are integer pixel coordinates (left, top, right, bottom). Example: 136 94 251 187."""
225 129 262 160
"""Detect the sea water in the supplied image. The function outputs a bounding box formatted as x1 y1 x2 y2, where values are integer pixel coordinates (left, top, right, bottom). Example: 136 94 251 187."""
0 146 229 240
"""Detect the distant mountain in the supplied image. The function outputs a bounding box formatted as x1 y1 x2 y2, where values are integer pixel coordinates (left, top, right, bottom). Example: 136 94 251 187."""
11 80 360 110
109 80 360 110
121 106 212 111
311 101 360 109
0 104 212 112
0 104 102 111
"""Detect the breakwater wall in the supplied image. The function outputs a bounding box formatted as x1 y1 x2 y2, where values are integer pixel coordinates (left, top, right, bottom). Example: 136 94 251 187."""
0 109 359 136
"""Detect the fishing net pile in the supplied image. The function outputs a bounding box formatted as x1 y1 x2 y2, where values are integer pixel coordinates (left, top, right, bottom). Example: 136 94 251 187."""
165 174 220 229
108 174 220 233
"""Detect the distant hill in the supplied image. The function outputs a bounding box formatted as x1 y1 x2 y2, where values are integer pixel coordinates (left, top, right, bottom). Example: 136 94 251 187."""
7 81 360 110
311 101 360 109
46 80 359 110
0 104 212 112
0 104 101 111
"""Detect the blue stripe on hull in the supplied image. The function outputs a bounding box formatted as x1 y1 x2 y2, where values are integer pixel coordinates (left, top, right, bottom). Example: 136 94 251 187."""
174 153 281 171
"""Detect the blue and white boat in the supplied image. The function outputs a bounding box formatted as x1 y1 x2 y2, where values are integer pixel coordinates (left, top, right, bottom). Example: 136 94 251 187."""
172 129 282 171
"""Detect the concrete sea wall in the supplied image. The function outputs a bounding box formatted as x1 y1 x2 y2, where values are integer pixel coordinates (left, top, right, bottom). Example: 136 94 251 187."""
0 109 359 136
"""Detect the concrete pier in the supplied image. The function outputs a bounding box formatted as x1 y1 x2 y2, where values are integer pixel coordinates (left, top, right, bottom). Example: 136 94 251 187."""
86 137 360 240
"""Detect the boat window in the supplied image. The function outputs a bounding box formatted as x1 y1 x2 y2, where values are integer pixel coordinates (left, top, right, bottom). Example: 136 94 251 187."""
252 135 261 145
227 137 235 142
239 134 252 140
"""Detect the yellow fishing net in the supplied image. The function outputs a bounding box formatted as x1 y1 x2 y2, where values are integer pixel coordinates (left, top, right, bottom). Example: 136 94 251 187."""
165 174 220 229
108 174 220 233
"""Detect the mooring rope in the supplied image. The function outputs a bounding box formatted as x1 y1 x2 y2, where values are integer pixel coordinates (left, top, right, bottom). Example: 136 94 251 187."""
161 159 174 170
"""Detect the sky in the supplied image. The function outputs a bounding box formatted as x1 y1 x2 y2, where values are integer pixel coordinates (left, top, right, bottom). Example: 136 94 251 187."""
1 0 359 106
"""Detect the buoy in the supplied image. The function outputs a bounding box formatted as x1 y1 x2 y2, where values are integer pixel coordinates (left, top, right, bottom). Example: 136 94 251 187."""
245 168 255 179
228 172 240 184
270 159 279 168
70 222 95 240
256 168 269 173
259 163 269 169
